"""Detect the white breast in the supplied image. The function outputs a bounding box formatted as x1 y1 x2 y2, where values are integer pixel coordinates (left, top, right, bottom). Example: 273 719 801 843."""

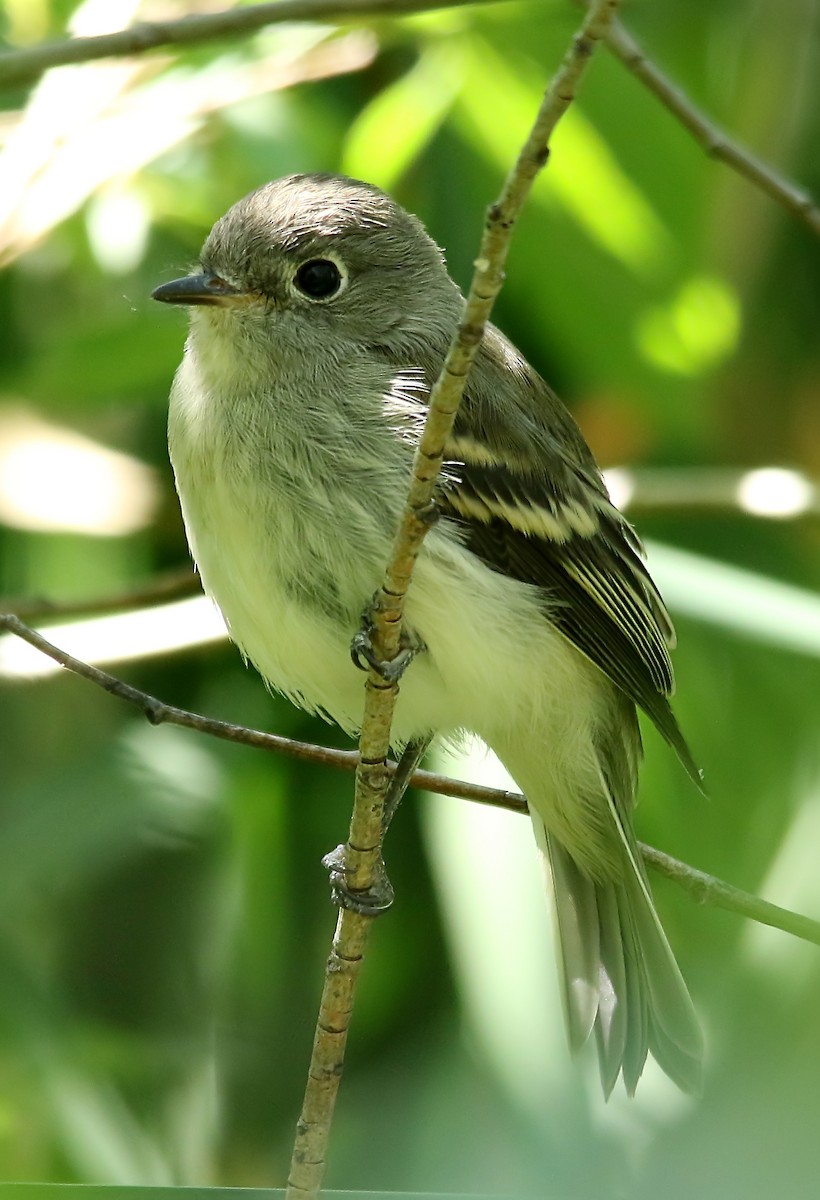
168 350 381 731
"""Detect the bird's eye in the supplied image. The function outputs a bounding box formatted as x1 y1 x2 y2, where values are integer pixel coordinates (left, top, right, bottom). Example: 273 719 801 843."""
294 258 343 299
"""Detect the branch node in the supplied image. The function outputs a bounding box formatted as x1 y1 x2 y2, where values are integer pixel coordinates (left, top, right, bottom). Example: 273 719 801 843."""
143 699 165 726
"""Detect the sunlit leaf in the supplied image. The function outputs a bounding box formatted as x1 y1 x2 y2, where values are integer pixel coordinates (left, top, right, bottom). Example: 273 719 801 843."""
636 275 741 376
454 35 674 276
342 39 466 190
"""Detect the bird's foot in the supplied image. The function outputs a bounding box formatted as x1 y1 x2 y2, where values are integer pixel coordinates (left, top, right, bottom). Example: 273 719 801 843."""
322 844 395 915
350 603 425 683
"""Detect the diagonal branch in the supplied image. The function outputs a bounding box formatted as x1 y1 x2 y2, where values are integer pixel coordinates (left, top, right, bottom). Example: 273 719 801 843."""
638 843 820 949
2 608 819 951
0 0 498 90
598 12 820 237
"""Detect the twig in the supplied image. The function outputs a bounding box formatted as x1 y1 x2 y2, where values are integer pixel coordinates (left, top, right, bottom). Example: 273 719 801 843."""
598 12 820 237
0 0 496 91
639 844 820 948
285 3 622 1196
0 610 347 759
2 609 819 951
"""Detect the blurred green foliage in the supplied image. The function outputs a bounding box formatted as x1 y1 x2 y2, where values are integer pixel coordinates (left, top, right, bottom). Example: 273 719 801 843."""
0 0 819 1195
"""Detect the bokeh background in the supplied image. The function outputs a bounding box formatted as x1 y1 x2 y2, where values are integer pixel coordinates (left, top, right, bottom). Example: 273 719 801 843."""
1 0 819 1195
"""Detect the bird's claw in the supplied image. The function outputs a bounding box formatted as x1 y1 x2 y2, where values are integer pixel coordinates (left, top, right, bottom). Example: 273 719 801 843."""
350 606 425 683
322 844 394 915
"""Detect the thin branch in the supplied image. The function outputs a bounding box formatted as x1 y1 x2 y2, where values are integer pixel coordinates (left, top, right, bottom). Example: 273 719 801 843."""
639 843 820 949
0 0 496 91
2 609 819 953
599 12 820 237
372 4 624 661
0 612 352 766
285 3 622 1194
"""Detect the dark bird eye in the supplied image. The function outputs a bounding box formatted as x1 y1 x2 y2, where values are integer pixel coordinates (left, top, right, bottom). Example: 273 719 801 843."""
294 258 342 299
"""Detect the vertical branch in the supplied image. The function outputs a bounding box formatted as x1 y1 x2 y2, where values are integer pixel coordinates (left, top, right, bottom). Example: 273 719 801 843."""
286 910 371 1197
285 1 622 1195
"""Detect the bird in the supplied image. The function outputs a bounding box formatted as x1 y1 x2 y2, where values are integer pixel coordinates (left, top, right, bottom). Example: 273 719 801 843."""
153 172 704 1096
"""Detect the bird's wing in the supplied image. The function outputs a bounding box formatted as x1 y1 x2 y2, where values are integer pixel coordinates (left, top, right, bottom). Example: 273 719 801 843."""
434 328 701 787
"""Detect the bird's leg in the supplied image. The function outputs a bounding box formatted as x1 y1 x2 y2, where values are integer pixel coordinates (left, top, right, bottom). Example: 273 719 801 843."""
322 844 395 915
334 586 431 912
382 734 431 834
323 735 432 915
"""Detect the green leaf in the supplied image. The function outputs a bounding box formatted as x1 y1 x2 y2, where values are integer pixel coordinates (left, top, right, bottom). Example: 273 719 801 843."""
454 36 674 276
342 40 465 190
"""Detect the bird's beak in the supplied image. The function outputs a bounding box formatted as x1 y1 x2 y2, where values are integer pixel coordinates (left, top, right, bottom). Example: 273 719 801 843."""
151 272 245 306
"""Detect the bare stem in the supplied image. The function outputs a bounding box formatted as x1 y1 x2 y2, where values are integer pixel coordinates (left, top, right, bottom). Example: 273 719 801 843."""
0 0 497 90
285 2 622 1194
600 12 820 237
285 908 372 1198
638 843 820 948
376 1 624 643
0 612 354 767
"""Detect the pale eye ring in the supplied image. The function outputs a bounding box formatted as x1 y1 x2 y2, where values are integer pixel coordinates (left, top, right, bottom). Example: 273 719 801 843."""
293 257 345 300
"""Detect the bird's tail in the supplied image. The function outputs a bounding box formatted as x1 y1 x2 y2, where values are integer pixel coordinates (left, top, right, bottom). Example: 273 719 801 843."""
530 807 704 1096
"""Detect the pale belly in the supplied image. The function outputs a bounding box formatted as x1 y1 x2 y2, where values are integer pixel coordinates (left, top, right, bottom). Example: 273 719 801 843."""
174 448 604 759
176 476 383 732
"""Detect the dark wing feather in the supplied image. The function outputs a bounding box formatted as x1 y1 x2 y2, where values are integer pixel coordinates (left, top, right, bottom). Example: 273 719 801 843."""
435 329 701 787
